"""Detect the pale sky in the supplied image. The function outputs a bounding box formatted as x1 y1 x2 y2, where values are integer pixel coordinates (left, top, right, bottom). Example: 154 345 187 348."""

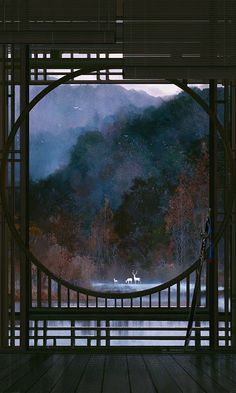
120 84 181 97
120 84 208 97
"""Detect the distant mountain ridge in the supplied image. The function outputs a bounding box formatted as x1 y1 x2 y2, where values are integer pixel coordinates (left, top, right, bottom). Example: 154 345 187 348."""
30 84 162 135
30 84 162 179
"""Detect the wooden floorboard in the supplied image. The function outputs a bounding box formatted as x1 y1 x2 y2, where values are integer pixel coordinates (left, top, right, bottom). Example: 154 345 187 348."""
172 355 229 393
0 354 47 392
199 354 236 384
51 354 90 393
189 355 236 392
27 354 74 393
5 354 60 393
127 355 156 393
0 354 22 370
160 355 206 392
102 355 130 393
75 355 105 393
0 353 235 393
143 355 182 393
0 354 29 379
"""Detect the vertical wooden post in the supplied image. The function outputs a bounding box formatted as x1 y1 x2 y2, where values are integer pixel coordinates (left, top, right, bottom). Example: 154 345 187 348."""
106 320 110 347
208 80 218 349
20 44 29 350
231 81 236 347
0 44 9 349
9 44 16 348
195 320 201 348
223 81 230 347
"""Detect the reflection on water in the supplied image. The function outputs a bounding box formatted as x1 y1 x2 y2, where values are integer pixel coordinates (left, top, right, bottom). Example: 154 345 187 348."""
28 319 211 347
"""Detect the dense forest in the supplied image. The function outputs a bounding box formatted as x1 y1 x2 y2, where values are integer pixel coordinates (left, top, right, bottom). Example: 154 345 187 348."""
29 86 215 287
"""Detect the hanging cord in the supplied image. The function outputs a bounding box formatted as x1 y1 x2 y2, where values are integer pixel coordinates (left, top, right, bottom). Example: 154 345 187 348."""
184 210 212 347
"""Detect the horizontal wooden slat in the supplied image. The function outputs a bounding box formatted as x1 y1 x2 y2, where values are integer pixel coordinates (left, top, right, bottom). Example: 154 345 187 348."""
0 31 115 44
124 21 236 41
124 65 236 79
29 0 115 20
28 58 123 69
0 22 115 32
27 43 123 54
29 326 210 331
124 0 236 19
124 56 236 66
30 335 196 340
124 42 208 56
0 0 116 21
29 309 211 319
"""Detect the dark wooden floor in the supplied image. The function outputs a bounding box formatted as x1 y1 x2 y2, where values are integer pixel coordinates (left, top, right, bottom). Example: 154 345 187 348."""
0 353 236 393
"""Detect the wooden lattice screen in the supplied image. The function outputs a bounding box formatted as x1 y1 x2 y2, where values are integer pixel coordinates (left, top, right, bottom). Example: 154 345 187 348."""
0 1 235 351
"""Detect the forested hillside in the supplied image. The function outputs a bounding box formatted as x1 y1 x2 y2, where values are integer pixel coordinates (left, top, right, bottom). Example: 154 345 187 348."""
29 86 217 287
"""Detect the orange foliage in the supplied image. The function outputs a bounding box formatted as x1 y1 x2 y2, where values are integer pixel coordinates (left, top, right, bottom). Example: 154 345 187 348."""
165 151 209 266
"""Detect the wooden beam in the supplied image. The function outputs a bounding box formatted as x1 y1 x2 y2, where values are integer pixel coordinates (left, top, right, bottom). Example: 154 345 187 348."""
0 44 9 349
20 44 30 350
231 80 236 347
0 32 115 44
208 80 218 349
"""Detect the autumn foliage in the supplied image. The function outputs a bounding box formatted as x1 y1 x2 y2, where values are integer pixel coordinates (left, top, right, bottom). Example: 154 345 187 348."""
29 90 210 286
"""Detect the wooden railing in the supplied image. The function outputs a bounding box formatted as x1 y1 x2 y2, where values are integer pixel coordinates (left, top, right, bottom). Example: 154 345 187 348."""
30 257 206 311
17 255 212 349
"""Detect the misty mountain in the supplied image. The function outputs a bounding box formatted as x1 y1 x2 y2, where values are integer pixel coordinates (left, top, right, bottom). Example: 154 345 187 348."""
30 84 162 179
30 87 213 276
30 88 211 222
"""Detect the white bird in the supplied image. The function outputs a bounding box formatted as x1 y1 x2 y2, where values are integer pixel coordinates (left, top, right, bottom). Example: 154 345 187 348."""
113 278 118 283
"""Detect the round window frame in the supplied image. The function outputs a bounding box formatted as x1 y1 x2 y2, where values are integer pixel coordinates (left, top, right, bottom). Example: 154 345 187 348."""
0 66 235 297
